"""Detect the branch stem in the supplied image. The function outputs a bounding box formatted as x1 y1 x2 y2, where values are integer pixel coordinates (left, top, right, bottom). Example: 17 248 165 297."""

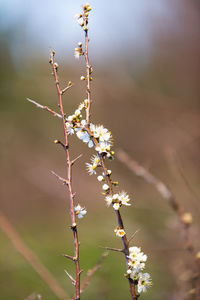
50 51 81 300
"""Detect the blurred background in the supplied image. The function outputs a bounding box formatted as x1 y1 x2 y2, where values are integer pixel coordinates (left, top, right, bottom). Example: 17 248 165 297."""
0 0 200 299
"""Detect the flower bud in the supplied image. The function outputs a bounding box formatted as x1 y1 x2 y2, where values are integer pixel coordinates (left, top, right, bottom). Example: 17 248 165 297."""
97 175 104 182
196 252 200 260
54 62 59 70
107 170 112 175
182 213 193 226
102 184 109 191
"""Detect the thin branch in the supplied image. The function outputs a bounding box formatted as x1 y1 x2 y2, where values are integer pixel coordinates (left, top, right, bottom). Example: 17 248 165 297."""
54 139 68 151
62 254 75 261
72 252 108 299
168 150 200 212
24 293 42 300
116 149 180 214
100 246 123 253
128 229 140 244
51 170 69 186
0 211 68 300
71 154 83 166
50 50 81 300
61 84 74 95
27 98 62 119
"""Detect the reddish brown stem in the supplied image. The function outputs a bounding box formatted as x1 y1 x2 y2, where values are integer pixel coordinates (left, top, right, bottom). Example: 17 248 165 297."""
50 51 80 300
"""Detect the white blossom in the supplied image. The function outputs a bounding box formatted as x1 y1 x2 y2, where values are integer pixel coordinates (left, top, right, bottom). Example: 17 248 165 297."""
74 204 87 219
67 115 74 122
91 125 111 142
76 128 93 148
114 227 125 237
113 203 120 210
66 122 74 135
129 269 140 281
95 141 111 154
118 191 131 206
105 195 113 206
74 49 80 59
128 246 147 271
137 273 152 293
75 109 81 116
77 18 84 26
78 102 85 110
86 163 97 175
90 154 100 166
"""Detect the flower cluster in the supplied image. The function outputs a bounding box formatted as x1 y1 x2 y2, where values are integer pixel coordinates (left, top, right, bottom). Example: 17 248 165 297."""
75 3 92 32
76 120 94 148
71 3 152 297
65 101 88 135
74 42 83 59
127 246 152 293
90 124 113 158
105 191 131 210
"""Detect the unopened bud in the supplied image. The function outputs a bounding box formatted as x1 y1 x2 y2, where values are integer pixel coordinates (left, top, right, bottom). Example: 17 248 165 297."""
196 252 200 260
107 170 112 175
83 26 88 31
182 213 193 226
54 139 59 144
80 76 86 81
54 62 59 70
97 175 104 182
188 289 195 295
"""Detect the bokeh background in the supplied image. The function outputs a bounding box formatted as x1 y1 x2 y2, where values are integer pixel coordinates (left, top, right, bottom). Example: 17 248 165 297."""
0 0 200 299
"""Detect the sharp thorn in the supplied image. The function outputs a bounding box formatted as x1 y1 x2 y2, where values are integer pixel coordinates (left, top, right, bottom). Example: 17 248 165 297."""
71 154 83 166
64 270 76 285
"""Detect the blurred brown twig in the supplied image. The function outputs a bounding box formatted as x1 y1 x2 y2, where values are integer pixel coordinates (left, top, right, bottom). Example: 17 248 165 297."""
0 211 68 300
117 148 200 299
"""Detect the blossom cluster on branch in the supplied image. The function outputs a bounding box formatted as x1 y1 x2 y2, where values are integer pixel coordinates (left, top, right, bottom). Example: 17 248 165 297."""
65 3 152 297
29 3 152 299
